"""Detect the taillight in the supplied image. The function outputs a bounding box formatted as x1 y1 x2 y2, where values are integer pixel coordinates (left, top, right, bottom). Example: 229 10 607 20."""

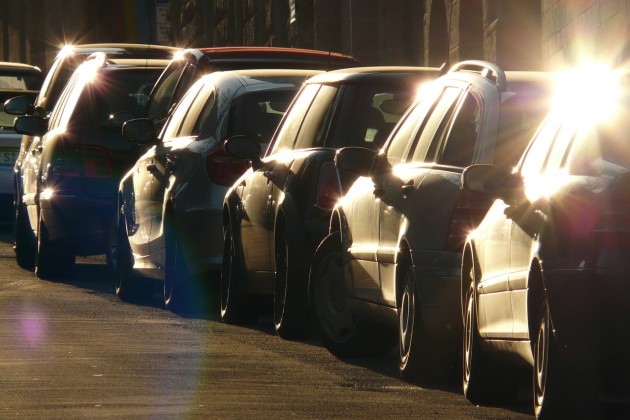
205 145 249 187
316 162 342 209
445 191 492 252
82 146 112 178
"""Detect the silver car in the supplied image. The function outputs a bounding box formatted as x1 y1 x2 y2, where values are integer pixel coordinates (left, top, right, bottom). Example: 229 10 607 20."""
116 69 318 312
0 62 42 221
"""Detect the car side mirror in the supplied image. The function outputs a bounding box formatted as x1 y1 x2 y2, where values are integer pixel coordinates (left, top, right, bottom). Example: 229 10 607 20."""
335 147 376 177
110 111 137 128
4 95 31 116
122 118 157 144
14 115 48 136
224 135 263 169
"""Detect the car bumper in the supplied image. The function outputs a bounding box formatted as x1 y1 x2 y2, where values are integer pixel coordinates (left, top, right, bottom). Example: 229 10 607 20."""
40 194 115 255
411 249 462 341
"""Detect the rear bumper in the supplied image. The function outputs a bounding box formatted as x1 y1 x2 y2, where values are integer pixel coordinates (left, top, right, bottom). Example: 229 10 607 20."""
40 194 115 255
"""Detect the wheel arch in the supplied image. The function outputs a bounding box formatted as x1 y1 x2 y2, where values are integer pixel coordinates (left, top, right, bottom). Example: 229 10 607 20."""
395 239 413 307
527 258 547 347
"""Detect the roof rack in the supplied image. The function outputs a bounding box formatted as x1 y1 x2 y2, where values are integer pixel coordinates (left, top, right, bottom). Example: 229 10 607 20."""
448 60 507 92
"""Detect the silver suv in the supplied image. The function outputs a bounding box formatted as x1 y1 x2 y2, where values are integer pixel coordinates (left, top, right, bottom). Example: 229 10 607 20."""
310 61 555 381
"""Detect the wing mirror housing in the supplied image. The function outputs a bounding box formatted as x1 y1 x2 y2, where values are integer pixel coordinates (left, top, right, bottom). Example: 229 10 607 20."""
4 95 32 116
122 118 157 144
14 115 48 136
224 135 263 169
335 147 376 177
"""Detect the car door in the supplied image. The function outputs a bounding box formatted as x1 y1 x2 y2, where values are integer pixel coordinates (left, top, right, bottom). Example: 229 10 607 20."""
375 85 464 306
239 84 320 272
143 80 206 260
509 114 571 339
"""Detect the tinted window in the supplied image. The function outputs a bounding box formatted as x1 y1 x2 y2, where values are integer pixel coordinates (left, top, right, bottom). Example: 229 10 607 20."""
494 91 552 168
161 80 204 140
69 68 163 127
438 92 480 167
268 84 320 155
569 107 630 175
411 86 462 163
0 72 40 90
146 60 190 122
292 85 338 150
226 90 296 144
326 84 415 149
520 113 563 177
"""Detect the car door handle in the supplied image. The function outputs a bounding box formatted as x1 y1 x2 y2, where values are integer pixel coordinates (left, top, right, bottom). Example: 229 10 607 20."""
146 163 157 172
165 155 177 171
401 181 415 196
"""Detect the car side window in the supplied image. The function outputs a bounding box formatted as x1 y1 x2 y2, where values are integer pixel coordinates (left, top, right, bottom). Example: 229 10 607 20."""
520 113 563 177
268 84 320 155
437 92 481 167
411 86 463 163
178 85 215 137
161 80 204 141
146 60 190 122
293 85 338 150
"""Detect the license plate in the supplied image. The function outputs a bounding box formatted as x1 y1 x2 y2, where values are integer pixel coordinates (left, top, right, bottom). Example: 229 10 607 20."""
0 149 18 166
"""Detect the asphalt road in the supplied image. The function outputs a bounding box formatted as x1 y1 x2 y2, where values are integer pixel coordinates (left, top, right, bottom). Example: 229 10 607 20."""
0 225 535 419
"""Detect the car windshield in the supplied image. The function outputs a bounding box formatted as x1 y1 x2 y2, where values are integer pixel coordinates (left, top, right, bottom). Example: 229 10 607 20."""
570 106 630 177
74 68 163 125
225 90 297 143
494 90 552 168
326 83 415 150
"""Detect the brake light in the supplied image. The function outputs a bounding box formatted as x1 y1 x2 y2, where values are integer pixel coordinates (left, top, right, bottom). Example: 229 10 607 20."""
316 162 342 209
205 144 249 187
445 191 492 252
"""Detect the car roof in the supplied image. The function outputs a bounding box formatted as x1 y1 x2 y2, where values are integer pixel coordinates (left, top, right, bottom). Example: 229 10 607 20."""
305 66 441 85
58 43 179 60
0 61 41 73
176 46 358 71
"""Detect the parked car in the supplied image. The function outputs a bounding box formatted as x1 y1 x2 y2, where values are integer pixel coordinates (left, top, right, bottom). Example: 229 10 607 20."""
116 69 317 312
145 46 358 130
8 43 178 269
460 68 630 418
221 66 440 338
13 52 170 279
0 61 42 220
309 61 555 381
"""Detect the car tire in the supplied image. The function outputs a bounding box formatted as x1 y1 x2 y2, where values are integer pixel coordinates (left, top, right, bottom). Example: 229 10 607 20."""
398 262 435 382
273 229 309 339
220 222 258 324
462 251 516 404
163 217 193 313
114 214 146 303
14 199 36 270
311 232 395 357
533 301 571 419
35 213 74 280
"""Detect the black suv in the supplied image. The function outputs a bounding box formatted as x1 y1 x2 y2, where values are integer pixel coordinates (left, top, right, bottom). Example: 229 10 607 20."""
221 66 440 338
13 52 170 279
8 43 177 269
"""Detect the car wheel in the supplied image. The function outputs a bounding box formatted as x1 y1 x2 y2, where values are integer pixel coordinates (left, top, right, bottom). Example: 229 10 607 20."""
533 301 570 419
35 213 74 280
14 200 36 270
311 232 395 357
163 217 192 313
273 229 309 339
462 251 516 404
398 262 434 382
220 222 257 324
114 214 146 303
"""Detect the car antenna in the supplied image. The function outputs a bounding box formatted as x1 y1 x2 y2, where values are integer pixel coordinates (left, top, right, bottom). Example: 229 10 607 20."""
326 6 338 72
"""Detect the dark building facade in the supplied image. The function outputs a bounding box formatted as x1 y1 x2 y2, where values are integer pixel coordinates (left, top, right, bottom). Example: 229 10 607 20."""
0 1 628 72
